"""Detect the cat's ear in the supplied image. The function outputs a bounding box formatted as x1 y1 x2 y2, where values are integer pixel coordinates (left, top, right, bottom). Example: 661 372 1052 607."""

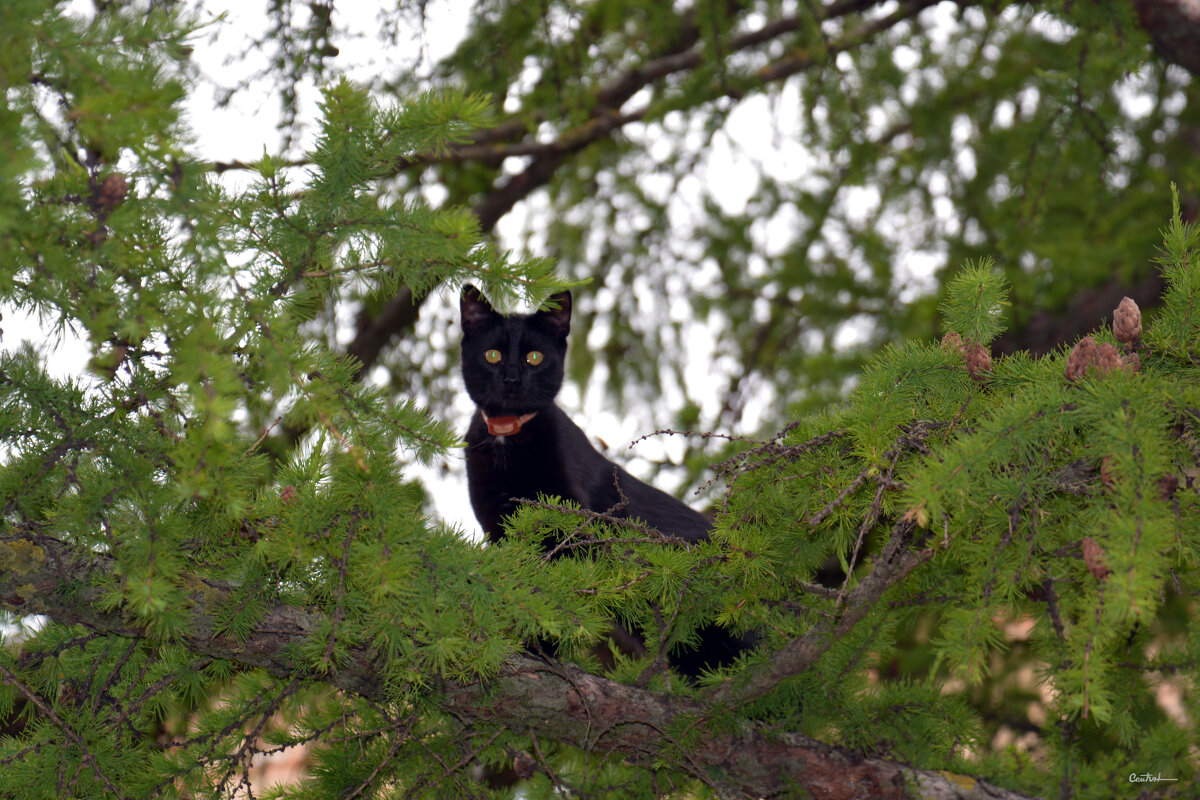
460 285 498 335
539 291 571 338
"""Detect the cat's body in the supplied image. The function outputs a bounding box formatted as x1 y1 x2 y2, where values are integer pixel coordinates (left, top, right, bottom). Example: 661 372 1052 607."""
465 405 711 544
460 285 750 677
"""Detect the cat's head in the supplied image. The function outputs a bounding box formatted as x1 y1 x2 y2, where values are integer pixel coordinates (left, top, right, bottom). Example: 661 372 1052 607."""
460 285 572 414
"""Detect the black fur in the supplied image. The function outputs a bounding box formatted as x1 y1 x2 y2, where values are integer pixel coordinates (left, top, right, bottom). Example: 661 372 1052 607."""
460 285 750 678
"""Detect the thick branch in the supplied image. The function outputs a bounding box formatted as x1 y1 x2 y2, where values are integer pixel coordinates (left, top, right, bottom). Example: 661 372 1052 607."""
0 531 1033 800
346 285 418 381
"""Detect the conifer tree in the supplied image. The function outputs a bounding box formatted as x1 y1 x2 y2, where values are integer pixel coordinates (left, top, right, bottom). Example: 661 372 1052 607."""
2 2 1199 799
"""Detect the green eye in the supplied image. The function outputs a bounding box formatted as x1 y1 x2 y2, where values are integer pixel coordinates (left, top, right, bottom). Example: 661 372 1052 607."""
484 349 502 364
526 351 544 366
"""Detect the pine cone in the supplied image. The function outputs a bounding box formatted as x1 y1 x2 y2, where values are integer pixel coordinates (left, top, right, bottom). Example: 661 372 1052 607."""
1112 296 1142 345
512 753 536 780
963 342 992 380
1094 341 1121 375
1065 336 1098 381
1081 536 1111 581
1066 336 1128 381
96 173 128 212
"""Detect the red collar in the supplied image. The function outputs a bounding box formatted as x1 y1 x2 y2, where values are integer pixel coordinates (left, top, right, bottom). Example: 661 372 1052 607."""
480 409 537 436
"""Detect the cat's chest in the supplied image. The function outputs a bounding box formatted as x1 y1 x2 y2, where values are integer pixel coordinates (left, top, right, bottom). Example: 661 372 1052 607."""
466 419 586 543
467 431 573 497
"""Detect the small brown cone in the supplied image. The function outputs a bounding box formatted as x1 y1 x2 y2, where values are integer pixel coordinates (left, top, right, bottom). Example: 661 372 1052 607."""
1065 336 1128 381
1094 342 1121 375
1099 456 1116 490
1113 296 1142 346
1081 536 1111 581
1065 336 1098 381
1158 474 1180 500
96 173 128 211
512 753 536 780
963 342 992 380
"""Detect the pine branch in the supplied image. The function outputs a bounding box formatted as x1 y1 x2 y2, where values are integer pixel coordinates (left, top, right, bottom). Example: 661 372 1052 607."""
447 0 945 225
0 530 1036 800
0 661 130 800
712 517 931 708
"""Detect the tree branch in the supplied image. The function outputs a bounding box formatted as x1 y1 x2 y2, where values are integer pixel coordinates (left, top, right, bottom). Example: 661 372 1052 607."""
0 661 130 799
0 530 1033 799
712 517 931 707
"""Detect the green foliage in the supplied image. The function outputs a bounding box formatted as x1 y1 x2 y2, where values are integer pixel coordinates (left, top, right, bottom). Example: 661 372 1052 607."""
941 259 1010 345
1 2 1198 799
1146 185 1200 363
1 4 578 797
395 0 1183 430
707 240 1200 796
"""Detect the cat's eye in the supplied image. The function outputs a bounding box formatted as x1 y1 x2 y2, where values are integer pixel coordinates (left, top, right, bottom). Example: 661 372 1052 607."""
484 349 502 364
526 351 544 366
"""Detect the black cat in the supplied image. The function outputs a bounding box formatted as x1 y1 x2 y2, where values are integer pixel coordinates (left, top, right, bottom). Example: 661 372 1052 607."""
460 285 749 677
